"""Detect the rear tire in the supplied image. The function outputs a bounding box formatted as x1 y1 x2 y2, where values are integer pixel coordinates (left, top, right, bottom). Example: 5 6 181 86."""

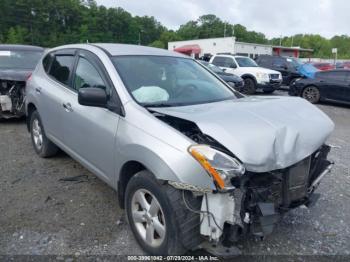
30 110 58 158
242 78 256 95
302 86 320 103
125 171 201 255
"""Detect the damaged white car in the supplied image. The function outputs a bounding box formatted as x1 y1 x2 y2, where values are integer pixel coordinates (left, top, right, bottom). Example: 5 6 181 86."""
26 44 334 256
0 45 43 119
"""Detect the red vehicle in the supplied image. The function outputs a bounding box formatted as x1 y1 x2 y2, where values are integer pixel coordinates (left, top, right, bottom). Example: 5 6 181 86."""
312 62 335 71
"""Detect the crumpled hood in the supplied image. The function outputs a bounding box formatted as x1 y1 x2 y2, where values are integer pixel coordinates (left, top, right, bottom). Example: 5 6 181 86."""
152 96 334 172
0 69 32 81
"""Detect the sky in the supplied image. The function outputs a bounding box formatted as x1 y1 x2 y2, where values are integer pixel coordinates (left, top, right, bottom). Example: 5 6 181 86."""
95 0 349 39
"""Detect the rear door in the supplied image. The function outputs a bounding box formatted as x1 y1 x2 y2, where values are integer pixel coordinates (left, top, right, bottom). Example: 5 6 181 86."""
61 50 120 183
322 71 348 101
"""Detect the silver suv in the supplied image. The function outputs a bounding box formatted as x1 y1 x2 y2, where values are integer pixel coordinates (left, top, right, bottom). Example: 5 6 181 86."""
26 44 334 256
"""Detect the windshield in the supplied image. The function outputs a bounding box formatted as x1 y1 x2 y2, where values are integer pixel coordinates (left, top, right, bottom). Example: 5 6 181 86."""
235 57 258 67
112 56 237 107
0 50 43 70
287 57 303 69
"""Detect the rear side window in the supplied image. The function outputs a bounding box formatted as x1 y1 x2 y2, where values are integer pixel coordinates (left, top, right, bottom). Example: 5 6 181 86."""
48 55 75 86
42 53 53 73
212 56 236 68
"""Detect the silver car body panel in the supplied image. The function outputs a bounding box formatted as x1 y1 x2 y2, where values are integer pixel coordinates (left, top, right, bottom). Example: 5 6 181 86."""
26 44 216 191
151 96 334 172
26 43 333 193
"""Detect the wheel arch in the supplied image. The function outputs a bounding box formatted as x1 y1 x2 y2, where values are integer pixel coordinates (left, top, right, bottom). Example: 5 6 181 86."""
241 74 257 84
117 160 148 208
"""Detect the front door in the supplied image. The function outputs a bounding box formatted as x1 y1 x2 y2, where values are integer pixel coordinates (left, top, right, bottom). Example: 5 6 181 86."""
61 50 120 183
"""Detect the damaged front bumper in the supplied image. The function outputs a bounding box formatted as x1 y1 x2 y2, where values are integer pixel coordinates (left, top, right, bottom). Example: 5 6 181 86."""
196 145 333 249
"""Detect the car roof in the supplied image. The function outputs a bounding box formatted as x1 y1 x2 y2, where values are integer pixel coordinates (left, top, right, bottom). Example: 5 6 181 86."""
0 44 44 51
47 43 188 58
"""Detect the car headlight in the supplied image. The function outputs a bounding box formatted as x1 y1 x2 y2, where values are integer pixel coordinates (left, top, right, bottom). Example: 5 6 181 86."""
189 145 245 190
256 72 269 80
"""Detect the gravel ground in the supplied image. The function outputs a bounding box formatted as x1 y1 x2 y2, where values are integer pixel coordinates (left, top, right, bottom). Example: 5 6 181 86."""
1 90 350 259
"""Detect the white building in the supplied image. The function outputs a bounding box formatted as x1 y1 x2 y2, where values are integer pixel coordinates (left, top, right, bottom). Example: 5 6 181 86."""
168 37 312 59
168 37 272 59
235 41 272 59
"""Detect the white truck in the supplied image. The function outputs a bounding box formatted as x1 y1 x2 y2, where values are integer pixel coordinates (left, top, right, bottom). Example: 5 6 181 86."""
210 54 282 94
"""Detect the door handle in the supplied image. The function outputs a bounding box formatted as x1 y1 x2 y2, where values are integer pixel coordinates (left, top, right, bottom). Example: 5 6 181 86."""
62 102 73 112
35 87 41 94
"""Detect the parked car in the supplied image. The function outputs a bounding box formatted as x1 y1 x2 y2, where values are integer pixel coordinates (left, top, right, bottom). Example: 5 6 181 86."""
255 55 303 85
336 61 350 69
199 61 244 91
0 44 44 119
312 62 335 71
209 54 282 95
26 44 334 256
289 69 350 104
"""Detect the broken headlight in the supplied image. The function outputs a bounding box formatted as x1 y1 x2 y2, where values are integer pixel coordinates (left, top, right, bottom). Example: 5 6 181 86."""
189 145 245 190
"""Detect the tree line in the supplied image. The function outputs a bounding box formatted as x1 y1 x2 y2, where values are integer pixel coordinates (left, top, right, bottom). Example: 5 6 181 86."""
1 0 350 58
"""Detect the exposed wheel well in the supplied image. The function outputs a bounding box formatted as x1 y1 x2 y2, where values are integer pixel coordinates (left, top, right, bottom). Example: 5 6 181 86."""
118 161 147 208
241 74 257 84
26 103 37 131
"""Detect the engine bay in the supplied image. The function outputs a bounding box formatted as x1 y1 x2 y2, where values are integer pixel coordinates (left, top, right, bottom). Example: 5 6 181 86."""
0 79 26 118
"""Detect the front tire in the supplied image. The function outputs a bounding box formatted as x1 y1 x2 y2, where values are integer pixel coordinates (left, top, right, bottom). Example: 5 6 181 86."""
30 110 58 157
125 171 201 255
302 86 320 103
242 78 256 95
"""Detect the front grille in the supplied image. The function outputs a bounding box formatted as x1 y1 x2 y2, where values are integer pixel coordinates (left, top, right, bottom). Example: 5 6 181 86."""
269 74 280 80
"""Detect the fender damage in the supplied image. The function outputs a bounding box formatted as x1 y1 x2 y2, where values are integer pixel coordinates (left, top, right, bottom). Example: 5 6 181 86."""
150 96 334 254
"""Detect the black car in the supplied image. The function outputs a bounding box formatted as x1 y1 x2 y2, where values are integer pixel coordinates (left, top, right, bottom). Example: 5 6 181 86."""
199 61 245 91
255 55 302 85
289 70 350 104
0 44 44 118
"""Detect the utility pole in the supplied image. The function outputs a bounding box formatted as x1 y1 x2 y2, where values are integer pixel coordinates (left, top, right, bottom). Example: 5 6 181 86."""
291 36 294 47
138 29 143 45
279 35 282 46
224 23 226 38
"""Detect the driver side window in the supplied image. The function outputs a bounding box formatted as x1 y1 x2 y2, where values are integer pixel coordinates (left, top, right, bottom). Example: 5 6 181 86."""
74 57 107 92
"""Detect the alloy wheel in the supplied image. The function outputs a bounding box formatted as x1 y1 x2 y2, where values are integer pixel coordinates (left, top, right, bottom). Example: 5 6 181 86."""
131 189 166 247
302 86 320 103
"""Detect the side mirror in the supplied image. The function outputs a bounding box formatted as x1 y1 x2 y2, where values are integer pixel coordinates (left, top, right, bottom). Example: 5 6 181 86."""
78 87 107 108
230 63 237 69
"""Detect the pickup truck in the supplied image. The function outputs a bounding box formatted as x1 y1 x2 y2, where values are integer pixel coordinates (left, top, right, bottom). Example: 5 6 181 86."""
210 54 282 94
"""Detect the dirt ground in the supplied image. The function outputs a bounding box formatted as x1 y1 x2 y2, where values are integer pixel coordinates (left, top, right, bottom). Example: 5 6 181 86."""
1 90 350 259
